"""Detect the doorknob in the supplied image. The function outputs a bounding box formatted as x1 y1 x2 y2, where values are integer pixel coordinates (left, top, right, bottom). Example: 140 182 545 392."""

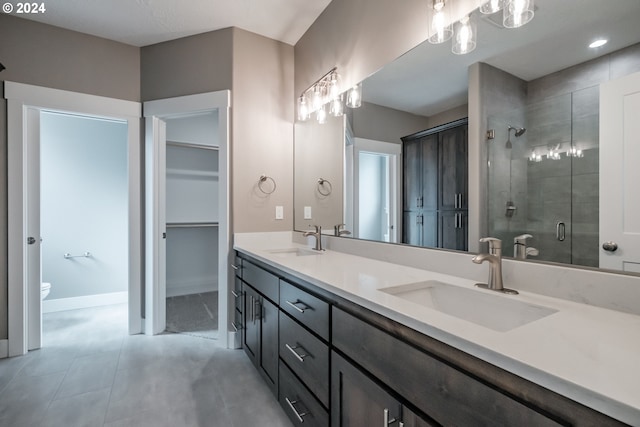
602 241 618 252
27 237 36 245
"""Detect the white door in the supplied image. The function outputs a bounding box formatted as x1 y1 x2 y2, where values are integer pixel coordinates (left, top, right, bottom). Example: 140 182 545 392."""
600 71 640 272
145 117 167 335
26 108 42 350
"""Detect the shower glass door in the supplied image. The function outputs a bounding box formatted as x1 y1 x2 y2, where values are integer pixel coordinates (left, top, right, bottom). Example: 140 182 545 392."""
487 86 600 268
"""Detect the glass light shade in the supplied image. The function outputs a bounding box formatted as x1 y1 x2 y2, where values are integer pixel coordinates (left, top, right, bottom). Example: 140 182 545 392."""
297 94 310 121
312 86 324 111
328 71 341 100
452 15 476 55
346 83 362 108
479 0 503 14
428 0 453 44
503 0 534 28
317 104 327 124
330 96 344 117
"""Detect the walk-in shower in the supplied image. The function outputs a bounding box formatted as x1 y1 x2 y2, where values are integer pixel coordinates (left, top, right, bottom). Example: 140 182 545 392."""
487 86 599 268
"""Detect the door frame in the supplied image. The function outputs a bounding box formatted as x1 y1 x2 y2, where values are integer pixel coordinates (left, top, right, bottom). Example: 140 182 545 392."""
350 138 401 243
4 81 142 357
143 91 231 348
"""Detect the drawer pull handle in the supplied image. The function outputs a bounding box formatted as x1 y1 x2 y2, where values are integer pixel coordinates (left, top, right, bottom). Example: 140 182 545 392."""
383 408 397 426
231 290 242 298
285 343 308 363
231 321 242 332
231 264 239 270
285 397 308 423
285 300 308 313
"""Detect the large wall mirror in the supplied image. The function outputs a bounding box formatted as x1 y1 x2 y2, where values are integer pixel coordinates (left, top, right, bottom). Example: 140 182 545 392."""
294 0 640 274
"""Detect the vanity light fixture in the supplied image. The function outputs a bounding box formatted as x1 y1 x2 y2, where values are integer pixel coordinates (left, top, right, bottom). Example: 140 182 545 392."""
296 67 360 123
452 14 476 54
428 0 453 44
589 39 608 48
503 0 534 29
567 146 584 158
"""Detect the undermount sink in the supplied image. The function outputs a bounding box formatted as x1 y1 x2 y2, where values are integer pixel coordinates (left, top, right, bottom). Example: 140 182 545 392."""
267 247 321 258
381 280 558 332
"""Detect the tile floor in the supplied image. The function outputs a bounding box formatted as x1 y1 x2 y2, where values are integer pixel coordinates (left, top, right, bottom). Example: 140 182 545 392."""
0 304 292 427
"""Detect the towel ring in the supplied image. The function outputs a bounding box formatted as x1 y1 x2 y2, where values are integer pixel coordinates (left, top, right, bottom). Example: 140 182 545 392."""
258 174 277 195
317 178 332 196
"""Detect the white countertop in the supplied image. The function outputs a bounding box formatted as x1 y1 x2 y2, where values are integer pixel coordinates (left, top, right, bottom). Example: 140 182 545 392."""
234 233 640 425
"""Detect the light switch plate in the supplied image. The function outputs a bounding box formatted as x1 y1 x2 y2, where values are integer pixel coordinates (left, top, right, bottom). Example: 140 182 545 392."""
275 206 284 220
304 206 312 219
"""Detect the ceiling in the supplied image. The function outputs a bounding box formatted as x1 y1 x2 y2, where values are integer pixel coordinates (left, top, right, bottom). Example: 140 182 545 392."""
13 0 332 46
363 0 640 116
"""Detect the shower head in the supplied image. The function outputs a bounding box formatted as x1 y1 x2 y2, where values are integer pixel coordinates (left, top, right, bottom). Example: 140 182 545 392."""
506 126 526 148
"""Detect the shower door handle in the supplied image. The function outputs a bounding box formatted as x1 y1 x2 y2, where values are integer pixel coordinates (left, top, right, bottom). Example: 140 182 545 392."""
556 221 566 241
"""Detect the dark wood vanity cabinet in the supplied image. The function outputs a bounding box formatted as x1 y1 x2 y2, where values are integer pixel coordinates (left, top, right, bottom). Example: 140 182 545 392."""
402 119 468 250
239 260 279 397
235 252 627 427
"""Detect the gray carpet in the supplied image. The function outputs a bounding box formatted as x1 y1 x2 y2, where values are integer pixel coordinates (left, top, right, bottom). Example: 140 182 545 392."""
166 291 219 340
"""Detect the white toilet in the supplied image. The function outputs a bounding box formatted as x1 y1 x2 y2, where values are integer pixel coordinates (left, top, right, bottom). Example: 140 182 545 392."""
41 282 51 300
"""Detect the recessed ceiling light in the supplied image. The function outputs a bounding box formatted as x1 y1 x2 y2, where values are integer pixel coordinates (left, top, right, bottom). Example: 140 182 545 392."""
589 39 608 48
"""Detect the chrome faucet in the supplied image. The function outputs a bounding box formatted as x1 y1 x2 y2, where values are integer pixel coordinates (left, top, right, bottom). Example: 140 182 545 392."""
334 223 351 237
473 237 518 295
303 225 324 251
513 233 538 260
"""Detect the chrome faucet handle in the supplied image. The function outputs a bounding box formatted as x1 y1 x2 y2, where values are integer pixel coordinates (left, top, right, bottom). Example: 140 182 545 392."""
479 237 502 256
334 223 351 236
526 247 539 257
514 234 533 244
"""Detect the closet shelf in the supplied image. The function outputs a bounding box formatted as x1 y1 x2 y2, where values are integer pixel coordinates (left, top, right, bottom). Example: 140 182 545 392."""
166 222 219 228
167 141 219 151
167 168 219 178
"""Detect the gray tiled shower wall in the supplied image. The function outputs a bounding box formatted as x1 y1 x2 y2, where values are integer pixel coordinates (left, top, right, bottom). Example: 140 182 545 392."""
487 43 640 267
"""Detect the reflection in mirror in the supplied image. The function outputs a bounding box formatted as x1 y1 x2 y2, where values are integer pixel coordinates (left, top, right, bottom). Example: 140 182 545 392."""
293 0 640 274
294 114 345 232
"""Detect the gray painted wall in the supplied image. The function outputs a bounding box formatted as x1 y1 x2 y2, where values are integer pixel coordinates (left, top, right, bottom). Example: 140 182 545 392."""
351 102 430 144
141 27 294 233
0 14 141 340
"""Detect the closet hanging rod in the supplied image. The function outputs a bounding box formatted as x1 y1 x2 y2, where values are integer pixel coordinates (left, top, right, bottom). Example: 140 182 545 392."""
166 141 219 151
166 222 219 228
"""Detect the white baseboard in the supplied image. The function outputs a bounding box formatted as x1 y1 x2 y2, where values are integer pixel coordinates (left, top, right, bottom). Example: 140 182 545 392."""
0 339 7 358
43 291 128 313
166 282 217 297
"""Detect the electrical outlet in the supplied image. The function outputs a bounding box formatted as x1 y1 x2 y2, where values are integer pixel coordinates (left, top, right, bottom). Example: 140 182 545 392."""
275 206 284 220
304 206 312 219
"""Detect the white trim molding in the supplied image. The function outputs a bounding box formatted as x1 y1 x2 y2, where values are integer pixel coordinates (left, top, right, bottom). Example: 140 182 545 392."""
42 292 128 313
4 81 142 356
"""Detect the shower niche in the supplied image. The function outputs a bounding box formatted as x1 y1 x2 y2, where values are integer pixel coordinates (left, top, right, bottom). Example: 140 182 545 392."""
487 86 599 267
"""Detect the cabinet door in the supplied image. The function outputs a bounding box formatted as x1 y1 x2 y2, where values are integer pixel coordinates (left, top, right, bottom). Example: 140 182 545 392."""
403 139 422 211
420 134 439 211
331 352 401 427
402 407 438 427
439 125 468 210
439 211 468 251
422 211 438 248
243 284 260 367
403 211 422 246
260 297 279 395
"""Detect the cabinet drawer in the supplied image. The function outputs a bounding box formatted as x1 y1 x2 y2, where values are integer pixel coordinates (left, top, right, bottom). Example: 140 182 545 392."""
279 312 329 407
280 280 329 341
332 308 564 427
279 360 329 427
242 260 279 303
